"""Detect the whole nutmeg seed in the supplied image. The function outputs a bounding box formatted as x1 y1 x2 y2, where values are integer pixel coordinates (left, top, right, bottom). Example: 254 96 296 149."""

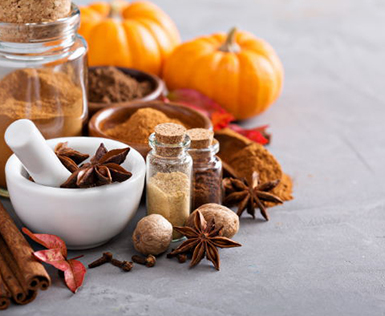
186 203 239 238
133 214 173 256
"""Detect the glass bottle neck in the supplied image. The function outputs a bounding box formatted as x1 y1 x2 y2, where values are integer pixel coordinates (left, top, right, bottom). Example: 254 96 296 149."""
188 140 220 163
149 132 191 159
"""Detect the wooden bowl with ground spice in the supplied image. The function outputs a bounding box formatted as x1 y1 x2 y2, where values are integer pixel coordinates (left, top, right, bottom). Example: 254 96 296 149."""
89 101 212 157
88 66 164 116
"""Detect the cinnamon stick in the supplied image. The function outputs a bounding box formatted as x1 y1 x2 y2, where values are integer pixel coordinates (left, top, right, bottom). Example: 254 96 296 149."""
0 273 11 310
0 201 50 309
0 239 27 303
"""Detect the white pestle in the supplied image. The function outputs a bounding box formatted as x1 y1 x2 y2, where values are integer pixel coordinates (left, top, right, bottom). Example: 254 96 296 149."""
5 119 71 187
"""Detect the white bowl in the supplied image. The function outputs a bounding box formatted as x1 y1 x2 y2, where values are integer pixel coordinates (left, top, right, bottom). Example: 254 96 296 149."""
6 137 146 250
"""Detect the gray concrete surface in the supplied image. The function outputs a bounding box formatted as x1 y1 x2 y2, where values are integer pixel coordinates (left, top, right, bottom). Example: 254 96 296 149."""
2 0 385 315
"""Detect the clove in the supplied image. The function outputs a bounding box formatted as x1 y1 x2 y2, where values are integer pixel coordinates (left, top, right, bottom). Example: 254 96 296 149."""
176 253 187 263
132 255 156 267
167 250 187 263
111 258 133 272
88 252 113 269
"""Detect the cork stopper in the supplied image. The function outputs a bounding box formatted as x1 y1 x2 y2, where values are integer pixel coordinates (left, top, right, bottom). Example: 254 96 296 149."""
153 123 188 157
0 0 71 23
155 123 186 145
187 128 214 149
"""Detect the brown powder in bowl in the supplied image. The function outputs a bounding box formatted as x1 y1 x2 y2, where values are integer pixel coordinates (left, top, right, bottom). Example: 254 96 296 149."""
88 67 153 103
105 108 184 144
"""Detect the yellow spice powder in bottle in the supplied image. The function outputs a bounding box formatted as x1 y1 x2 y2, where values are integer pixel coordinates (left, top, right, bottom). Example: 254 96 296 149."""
146 123 192 241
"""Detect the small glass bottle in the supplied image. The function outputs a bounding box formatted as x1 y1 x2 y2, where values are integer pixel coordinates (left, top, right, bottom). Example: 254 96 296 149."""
146 123 192 241
187 128 223 210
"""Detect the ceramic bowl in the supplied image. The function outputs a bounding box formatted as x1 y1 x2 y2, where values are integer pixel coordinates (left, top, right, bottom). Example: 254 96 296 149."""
5 137 146 250
88 100 213 157
88 67 164 116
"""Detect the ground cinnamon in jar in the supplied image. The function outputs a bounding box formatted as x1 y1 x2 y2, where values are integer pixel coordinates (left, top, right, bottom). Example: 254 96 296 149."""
0 68 84 188
105 108 184 144
215 128 293 203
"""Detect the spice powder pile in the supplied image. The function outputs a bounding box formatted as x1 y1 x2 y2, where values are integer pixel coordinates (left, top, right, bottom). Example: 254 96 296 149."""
88 67 152 104
106 108 184 144
215 128 293 203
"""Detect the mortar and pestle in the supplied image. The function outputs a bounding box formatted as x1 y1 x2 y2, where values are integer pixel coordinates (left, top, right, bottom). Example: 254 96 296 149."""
5 120 145 249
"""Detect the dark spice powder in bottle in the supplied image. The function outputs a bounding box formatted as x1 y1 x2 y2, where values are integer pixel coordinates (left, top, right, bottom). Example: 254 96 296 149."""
187 128 223 210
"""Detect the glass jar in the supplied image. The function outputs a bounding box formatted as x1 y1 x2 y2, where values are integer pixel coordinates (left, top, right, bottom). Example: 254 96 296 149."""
189 139 223 210
146 126 192 241
0 4 88 196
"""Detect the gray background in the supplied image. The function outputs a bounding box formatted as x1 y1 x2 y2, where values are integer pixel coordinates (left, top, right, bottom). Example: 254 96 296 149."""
3 0 385 315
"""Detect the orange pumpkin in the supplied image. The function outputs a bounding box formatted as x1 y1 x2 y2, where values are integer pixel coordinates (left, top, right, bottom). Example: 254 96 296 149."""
163 28 284 120
79 1 180 76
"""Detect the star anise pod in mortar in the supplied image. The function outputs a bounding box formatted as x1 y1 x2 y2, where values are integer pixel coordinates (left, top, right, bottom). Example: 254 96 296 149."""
61 143 132 188
223 171 283 221
168 210 242 270
55 142 89 172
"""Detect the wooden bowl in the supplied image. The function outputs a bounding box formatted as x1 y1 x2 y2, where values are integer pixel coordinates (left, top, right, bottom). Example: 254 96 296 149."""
89 100 212 157
88 67 165 116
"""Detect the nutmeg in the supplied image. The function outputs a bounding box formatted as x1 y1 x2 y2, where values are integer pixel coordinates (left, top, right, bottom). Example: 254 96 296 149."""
186 203 239 238
132 214 173 256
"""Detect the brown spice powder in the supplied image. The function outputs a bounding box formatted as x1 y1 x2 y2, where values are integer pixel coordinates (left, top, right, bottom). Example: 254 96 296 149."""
216 128 293 203
105 108 184 144
88 67 152 104
0 68 84 188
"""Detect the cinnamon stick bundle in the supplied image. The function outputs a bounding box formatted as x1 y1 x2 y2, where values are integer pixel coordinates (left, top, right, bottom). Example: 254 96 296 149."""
0 201 50 310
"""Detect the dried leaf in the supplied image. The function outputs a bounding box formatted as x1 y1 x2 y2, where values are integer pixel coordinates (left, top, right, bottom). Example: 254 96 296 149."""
167 89 271 145
65 259 86 293
22 228 67 257
23 228 86 293
32 249 69 271
211 112 235 131
228 124 270 145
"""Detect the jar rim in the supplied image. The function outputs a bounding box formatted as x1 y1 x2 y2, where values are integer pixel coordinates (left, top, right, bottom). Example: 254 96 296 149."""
0 4 80 43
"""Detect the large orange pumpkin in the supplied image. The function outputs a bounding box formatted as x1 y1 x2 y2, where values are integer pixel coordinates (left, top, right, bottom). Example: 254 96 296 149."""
163 28 284 120
79 1 180 76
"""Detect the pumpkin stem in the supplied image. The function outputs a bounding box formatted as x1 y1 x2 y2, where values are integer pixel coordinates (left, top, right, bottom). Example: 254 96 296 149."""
109 1 121 19
219 27 241 53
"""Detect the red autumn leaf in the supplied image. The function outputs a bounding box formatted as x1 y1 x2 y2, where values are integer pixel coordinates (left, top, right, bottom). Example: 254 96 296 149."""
228 124 271 145
168 89 227 115
211 112 235 131
23 228 86 293
167 89 271 145
65 259 87 293
22 227 67 257
32 249 69 271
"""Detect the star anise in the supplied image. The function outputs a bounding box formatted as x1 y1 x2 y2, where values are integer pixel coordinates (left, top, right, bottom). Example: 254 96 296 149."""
168 210 242 270
223 171 283 221
61 143 132 188
55 142 90 172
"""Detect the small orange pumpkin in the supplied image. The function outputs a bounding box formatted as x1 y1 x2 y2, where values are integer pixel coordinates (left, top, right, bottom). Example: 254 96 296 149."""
163 28 284 120
79 1 180 76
